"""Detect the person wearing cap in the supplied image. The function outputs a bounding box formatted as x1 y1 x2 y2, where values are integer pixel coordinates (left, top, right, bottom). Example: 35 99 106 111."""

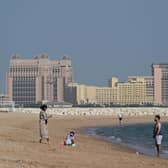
39 104 52 144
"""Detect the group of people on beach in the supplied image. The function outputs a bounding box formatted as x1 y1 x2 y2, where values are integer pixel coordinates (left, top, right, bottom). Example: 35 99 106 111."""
39 104 163 157
39 104 75 146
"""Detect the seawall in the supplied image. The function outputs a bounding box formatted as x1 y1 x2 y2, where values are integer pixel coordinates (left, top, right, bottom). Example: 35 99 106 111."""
0 107 168 116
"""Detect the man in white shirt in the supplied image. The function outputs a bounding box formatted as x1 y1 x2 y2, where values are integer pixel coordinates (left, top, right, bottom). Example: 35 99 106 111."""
117 112 123 126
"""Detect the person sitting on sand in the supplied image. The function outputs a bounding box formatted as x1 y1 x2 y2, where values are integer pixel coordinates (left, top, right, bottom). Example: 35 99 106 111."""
39 104 52 144
64 131 75 146
153 115 163 157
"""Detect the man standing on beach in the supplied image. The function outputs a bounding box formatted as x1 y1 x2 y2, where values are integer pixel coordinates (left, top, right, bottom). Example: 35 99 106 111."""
117 112 123 126
153 115 163 157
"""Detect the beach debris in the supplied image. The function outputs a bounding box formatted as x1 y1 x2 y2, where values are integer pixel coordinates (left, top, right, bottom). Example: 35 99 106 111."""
72 143 76 147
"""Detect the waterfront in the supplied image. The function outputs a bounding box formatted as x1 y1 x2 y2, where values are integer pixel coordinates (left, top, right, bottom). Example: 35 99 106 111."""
86 123 168 158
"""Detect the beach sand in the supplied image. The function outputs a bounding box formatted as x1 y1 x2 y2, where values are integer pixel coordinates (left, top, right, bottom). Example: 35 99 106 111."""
0 112 168 168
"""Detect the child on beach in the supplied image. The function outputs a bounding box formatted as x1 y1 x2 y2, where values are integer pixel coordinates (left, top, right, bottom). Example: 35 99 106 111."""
64 131 75 146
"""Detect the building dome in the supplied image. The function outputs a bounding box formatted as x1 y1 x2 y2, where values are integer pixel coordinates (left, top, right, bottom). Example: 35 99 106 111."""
40 53 49 59
11 53 21 59
33 56 39 59
62 55 70 60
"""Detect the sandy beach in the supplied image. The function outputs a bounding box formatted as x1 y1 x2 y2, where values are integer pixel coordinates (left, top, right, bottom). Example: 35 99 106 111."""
0 112 168 168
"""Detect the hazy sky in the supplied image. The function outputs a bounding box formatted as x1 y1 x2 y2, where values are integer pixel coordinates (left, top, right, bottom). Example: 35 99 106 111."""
0 0 168 93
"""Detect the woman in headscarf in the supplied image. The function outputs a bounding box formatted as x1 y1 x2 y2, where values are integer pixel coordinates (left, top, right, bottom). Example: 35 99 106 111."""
39 104 52 144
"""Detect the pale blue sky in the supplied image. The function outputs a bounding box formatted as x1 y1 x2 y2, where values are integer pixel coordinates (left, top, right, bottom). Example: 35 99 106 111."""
0 0 168 92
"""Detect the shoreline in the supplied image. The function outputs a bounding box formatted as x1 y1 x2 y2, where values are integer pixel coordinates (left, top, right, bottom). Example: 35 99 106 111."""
80 126 137 155
77 116 168 159
82 124 166 159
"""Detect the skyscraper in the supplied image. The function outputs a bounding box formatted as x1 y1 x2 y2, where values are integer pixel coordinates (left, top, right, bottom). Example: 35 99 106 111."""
6 54 73 105
152 64 168 105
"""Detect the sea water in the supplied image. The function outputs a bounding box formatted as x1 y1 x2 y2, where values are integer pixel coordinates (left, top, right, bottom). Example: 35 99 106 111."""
86 123 168 158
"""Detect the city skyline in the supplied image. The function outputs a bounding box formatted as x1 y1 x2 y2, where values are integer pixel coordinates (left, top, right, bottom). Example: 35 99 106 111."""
2 53 168 95
1 0 168 92
5 54 168 106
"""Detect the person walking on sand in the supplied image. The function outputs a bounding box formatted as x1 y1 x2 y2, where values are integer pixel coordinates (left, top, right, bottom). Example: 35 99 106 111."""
39 104 52 144
153 115 163 157
117 112 123 126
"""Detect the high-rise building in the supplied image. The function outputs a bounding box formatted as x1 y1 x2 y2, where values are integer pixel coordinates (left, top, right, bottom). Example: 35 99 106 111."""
65 76 154 105
152 64 168 105
6 54 73 105
118 76 154 105
96 86 118 105
64 83 97 105
108 77 118 87
128 76 154 104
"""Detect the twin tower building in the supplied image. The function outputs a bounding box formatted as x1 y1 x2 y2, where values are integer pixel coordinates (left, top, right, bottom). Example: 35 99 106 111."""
5 54 168 106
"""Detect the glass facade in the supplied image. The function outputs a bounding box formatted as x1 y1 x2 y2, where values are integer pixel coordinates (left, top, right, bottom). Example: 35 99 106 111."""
12 77 36 105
